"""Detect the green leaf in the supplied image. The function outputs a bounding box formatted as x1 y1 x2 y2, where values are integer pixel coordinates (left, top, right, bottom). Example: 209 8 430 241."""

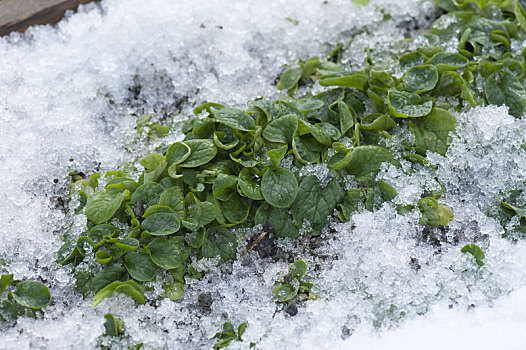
292 176 342 234
159 186 185 220
319 73 368 90
501 201 526 218
403 65 438 94
273 283 297 302
106 177 138 195
485 70 526 118
290 260 307 279
103 313 125 337
237 322 247 341
185 227 206 248
256 205 299 238
162 281 184 301
92 280 145 308
214 131 239 150
515 0 526 33
361 114 397 131
214 107 255 131
189 202 219 225
399 51 426 70
294 96 325 113
86 190 127 224
114 238 140 252
298 119 333 145
123 252 157 282
338 100 356 136
166 142 191 166
140 154 167 183
262 114 298 144
387 90 433 118
88 224 116 246
141 212 181 236
261 167 299 208
180 139 217 168
182 218 200 231
131 183 164 208
142 205 174 218
409 108 457 156
292 134 323 163
237 168 264 200
461 244 485 266
0 274 13 294
433 71 465 97
191 118 216 139
417 46 443 58
95 250 112 264
347 146 393 181
277 68 302 91
418 197 454 227
139 153 165 170
213 174 238 201
201 228 238 262
427 52 468 72
90 266 127 294
11 281 51 309
193 101 224 115
265 144 288 169
221 196 251 224
147 237 189 270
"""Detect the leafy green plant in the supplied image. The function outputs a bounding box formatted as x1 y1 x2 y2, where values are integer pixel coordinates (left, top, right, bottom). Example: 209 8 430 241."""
58 0 526 311
0 268 51 327
418 197 454 227
213 321 247 349
0 274 51 310
272 260 315 307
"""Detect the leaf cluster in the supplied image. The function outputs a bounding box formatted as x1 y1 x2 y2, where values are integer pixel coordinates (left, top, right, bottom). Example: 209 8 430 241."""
59 0 526 308
213 322 247 349
272 260 314 305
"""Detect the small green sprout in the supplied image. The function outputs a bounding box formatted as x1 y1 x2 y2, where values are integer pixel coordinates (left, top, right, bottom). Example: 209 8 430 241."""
272 260 315 311
213 322 247 349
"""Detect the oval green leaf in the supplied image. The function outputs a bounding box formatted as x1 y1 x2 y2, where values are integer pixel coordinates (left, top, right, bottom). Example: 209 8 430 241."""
403 65 438 94
123 252 156 282
141 212 181 236
180 139 217 168
214 107 255 131
11 281 51 309
261 167 298 208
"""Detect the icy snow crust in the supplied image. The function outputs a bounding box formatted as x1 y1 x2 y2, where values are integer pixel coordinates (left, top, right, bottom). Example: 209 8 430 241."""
0 0 525 349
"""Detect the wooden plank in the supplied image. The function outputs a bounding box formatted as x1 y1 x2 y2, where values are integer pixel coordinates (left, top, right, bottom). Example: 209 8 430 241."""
0 0 96 37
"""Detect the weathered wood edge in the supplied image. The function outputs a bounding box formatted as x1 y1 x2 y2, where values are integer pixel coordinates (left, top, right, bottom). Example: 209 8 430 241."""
0 0 97 37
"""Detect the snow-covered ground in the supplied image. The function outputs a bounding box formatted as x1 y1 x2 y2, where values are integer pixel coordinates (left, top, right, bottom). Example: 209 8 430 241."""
0 0 525 349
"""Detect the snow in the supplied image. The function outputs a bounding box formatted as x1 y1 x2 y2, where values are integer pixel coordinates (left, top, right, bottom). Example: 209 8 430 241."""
0 0 525 349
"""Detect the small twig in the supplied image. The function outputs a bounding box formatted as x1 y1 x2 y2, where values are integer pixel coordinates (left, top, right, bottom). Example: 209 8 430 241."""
242 231 268 257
